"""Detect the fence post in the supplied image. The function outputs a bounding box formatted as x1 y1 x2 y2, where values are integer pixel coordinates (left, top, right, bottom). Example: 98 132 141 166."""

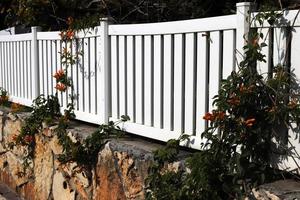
236 2 253 65
31 26 41 100
98 18 110 124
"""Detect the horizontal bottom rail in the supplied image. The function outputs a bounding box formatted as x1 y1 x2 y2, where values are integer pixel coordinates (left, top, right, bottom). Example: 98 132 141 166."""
9 96 33 107
110 117 206 150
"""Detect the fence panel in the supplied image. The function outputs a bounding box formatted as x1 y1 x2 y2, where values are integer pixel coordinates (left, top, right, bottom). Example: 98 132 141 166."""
0 33 33 106
108 15 236 148
35 28 105 124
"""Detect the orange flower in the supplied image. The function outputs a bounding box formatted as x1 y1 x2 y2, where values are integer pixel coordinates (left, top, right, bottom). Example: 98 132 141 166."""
245 118 255 127
55 83 67 92
66 30 74 39
203 112 215 121
53 69 65 80
203 111 226 121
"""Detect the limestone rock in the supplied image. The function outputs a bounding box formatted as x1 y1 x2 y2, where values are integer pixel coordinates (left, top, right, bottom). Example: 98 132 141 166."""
67 131 79 143
42 124 59 138
52 171 75 200
252 179 300 200
167 161 184 173
115 151 144 199
11 145 28 159
3 119 22 146
74 170 90 188
0 144 7 154
61 162 78 176
49 135 63 155
93 144 127 200
60 162 92 200
5 152 29 186
34 135 54 200
0 116 4 142
7 113 17 122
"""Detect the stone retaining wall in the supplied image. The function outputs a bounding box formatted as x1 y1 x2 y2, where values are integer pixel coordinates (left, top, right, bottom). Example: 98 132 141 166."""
0 108 159 200
1 108 300 200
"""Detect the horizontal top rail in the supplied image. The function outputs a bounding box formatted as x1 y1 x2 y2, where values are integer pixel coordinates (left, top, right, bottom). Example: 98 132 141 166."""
37 31 60 40
0 33 32 42
251 9 300 28
37 27 101 40
109 14 237 36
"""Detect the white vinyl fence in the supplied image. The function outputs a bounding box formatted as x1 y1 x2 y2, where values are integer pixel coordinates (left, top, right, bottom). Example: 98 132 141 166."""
1 3 300 150
0 27 15 36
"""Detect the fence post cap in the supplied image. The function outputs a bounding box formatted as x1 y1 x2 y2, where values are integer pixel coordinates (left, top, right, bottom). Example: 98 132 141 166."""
236 2 252 7
100 17 113 22
31 26 42 32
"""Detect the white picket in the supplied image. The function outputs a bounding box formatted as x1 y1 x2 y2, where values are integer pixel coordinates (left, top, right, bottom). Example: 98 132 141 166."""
23 42 28 98
257 28 270 77
173 34 184 133
273 27 287 66
135 36 143 124
20 42 24 98
89 37 96 114
153 35 162 128
43 40 49 96
83 38 90 112
223 30 235 78
118 36 127 117
184 33 196 135
51 40 57 96
196 32 209 137
144 35 153 126
13 41 16 96
27 41 32 99
291 28 300 79
163 35 173 131
95 35 101 116
16 42 20 97
111 36 119 119
126 36 135 122
209 31 221 112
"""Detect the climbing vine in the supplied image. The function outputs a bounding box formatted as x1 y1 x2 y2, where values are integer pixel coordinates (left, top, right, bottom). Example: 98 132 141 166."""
9 17 129 173
146 11 300 200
